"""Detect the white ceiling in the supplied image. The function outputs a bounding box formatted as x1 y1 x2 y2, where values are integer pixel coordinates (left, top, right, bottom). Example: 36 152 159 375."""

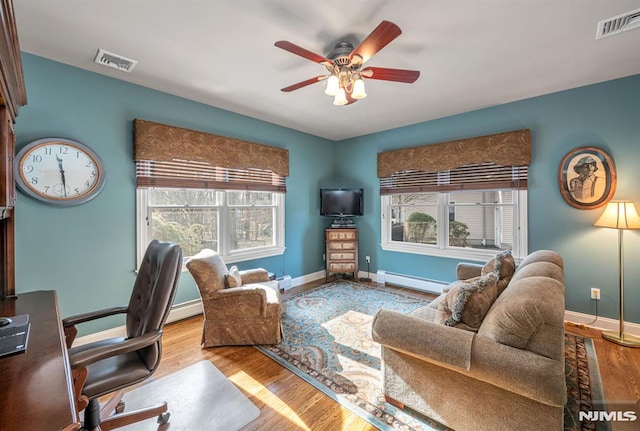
14 1 640 141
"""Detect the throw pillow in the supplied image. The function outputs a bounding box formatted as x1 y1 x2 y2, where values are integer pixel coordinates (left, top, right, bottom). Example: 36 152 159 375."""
225 265 243 288
434 272 499 332
482 249 516 296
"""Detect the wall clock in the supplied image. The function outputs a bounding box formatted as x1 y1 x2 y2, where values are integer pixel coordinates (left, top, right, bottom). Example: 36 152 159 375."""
14 138 106 206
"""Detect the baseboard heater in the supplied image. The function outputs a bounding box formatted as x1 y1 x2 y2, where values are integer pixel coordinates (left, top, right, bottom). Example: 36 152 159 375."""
277 275 292 290
376 270 447 294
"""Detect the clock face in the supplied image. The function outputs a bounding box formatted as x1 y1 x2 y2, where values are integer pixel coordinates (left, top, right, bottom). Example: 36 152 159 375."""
15 138 106 206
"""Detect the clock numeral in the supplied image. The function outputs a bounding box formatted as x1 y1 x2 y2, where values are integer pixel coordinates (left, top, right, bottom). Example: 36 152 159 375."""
44 147 52 155
43 186 50 193
25 165 34 173
74 188 80 195
59 146 69 154
30 177 38 185
85 161 93 167
90 170 96 178
31 155 43 163
85 180 91 188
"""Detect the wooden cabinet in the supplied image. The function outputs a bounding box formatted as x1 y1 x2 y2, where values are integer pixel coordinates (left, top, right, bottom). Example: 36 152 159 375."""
0 0 27 298
325 228 358 281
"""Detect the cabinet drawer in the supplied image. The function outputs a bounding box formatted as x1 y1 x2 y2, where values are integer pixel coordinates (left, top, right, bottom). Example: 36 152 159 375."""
327 231 356 240
328 241 356 250
329 262 356 272
329 251 355 260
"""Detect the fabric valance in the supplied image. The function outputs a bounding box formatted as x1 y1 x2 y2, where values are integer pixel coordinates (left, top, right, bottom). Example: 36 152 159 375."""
133 119 289 177
377 129 531 178
133 119 288 192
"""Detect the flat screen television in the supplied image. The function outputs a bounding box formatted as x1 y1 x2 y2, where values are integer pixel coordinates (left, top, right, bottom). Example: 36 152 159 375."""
320 188 364 217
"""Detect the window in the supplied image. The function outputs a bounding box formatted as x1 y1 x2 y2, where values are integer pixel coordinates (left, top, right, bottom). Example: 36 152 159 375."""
382 189 527 261
137 188 285 264
377 129 531 262
133 119 289 265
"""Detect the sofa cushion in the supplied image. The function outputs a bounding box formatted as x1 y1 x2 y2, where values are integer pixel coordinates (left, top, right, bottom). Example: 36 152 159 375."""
435 272 499 331
225 265 243 288
482 249 516 295
478 251 565 361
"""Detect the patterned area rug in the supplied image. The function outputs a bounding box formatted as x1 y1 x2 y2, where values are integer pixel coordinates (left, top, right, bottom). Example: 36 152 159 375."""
255 281 606 431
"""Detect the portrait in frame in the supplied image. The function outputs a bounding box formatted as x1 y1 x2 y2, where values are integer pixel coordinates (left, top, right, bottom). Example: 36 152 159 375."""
558 146 616 210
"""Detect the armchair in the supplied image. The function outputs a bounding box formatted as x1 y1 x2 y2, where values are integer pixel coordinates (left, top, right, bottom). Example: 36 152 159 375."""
63 240 182 431
186 249 283 346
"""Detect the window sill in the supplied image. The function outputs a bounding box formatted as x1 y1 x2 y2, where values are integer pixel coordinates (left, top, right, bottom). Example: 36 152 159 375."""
216 246 285 265
380 241 522 264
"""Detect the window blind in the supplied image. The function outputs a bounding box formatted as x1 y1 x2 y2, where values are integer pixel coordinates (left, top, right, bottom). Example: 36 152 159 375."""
380 163 528 194
378 129 530 195
134 119 288 192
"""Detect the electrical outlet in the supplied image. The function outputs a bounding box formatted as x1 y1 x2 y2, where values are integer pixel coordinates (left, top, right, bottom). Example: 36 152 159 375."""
590 288 601 300
366 256 371 264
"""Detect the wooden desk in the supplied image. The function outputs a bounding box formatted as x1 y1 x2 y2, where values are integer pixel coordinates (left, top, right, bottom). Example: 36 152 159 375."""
0 291 78 430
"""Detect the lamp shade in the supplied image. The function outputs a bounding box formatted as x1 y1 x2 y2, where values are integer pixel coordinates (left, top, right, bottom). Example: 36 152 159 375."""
333 88 348 106
325 75 339 96
594 200 640 229
351 78 367 99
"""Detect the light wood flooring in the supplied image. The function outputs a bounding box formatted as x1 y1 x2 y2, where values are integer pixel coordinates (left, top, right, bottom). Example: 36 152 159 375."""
153 279 640 431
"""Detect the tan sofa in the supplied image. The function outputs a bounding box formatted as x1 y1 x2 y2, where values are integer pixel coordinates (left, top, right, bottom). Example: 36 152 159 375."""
371 250 566 431
186 249 283 347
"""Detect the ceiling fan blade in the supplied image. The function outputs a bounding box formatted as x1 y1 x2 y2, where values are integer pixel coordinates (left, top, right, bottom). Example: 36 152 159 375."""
280 75 327 92
349 21 402 64
361 67 420 83
275 41 332 65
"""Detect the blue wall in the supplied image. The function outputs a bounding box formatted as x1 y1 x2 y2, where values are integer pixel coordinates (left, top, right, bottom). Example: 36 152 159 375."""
14 52 640 332
339 73 640 324
14 53 334 333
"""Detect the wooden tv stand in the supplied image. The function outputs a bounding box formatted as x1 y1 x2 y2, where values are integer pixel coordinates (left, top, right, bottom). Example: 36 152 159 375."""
325 228 358 281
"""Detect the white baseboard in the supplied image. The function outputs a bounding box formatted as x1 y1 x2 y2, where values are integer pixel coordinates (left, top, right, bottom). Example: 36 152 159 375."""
75 272 325 346
74 299 203 346
564 310 640 337
76 272 639 345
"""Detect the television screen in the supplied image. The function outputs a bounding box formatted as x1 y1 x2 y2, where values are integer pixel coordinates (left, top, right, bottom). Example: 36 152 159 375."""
320 188 363 217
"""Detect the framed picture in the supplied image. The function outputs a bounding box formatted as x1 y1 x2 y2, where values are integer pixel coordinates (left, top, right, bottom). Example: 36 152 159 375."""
558 146 616 210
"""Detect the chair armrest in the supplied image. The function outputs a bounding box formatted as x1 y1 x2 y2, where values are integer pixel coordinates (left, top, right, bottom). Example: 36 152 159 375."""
203 286 268 318
468 336 567 406
239 268 269 284
69 331 162 369
456 263 483 280
371 309 474 370
62 306 129 327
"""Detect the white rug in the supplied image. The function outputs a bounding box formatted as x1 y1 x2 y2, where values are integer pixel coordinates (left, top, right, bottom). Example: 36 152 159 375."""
119 360 260 431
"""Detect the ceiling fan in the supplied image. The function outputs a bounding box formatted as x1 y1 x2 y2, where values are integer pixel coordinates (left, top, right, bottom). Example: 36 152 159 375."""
275 21 420 106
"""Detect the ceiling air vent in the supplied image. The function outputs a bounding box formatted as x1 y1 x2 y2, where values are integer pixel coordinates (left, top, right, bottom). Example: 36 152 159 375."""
596 8 640 39
94 48 138 72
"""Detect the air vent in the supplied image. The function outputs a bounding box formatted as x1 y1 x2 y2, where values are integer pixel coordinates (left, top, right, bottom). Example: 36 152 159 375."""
596 8 640 39
94 48 138 72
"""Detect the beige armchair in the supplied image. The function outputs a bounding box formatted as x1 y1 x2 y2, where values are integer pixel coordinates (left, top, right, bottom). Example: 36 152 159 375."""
186 249 283 347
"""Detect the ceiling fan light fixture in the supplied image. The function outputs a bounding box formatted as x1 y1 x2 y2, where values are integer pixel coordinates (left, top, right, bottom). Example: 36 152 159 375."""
333 88 348 105
325 74 340 96
351 78 367 99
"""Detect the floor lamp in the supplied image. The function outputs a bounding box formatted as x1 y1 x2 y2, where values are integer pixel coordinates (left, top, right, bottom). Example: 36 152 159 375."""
593 200 640 347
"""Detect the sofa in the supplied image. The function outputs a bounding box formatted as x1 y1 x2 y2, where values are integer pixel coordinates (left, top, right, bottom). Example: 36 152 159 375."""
186 249 283 346
371 250 566 431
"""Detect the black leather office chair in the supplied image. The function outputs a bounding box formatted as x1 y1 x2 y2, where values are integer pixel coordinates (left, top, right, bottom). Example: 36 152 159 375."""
63 240 182 431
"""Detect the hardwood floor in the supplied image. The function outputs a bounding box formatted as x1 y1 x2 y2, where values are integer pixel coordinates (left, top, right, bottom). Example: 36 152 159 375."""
154 279 640 431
